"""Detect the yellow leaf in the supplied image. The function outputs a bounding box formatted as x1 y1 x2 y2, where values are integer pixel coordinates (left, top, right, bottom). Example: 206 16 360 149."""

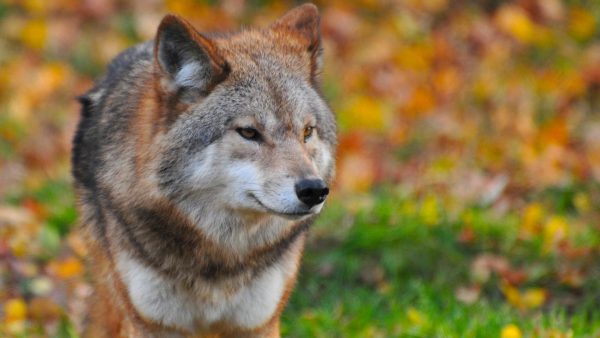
562 70 586 97
503 283 547 310
23 0 47 14
406 307 426 326
20 19 47 50
522 288 546 309
394 44 434 71
521 202 544 237
420 195 439 226
339 96 386 132
9 234 30 258
496 5 535 43
573 192 591 213
4 298 27 323
569 8 596 40
164 0 211 19
543 216 568 253
502 284 522 309
165 0 193 15
501 324 523 338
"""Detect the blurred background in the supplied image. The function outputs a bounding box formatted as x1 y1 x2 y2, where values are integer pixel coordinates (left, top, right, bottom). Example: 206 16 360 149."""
1 0 600 337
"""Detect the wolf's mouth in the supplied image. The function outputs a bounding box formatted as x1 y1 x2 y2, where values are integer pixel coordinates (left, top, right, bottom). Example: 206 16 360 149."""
248 194 313 219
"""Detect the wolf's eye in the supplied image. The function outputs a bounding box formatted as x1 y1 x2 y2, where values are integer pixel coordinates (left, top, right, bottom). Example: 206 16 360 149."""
303 126 315 142
236 127 261 141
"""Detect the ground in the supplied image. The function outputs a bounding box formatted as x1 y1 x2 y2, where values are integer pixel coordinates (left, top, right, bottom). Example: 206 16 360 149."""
2 1 600 337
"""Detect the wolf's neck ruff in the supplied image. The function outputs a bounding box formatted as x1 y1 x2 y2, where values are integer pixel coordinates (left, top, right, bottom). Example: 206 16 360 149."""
72 3 336 337
102 190 311 284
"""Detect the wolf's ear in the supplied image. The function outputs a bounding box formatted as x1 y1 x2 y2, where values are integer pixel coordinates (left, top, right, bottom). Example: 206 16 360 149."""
271 4 322 84
154 15 229 94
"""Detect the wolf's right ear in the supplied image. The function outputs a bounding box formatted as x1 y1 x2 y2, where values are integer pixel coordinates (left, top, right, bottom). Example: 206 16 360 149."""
271 4 322 85
154 15 229 94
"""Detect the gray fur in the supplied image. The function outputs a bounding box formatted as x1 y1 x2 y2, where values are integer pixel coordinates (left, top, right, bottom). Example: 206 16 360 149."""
71 8 336 335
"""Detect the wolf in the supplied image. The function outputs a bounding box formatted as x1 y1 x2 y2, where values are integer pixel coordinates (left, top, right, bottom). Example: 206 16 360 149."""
71 3 336 337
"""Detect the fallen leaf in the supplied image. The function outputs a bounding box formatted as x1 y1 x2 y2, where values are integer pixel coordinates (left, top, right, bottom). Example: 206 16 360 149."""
29 297 62 322
20 18 47 50
4 298 27 323
521 202 544 237
522 288 547 309
569 8 596 40
501 324 523 338
502 283 547 310
496 5 535 43
543 216 569 253
50 257 83 279
339 95 387 132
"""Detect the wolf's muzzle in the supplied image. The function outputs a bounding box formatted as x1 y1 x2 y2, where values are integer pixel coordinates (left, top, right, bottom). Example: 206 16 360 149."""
295 179 329 208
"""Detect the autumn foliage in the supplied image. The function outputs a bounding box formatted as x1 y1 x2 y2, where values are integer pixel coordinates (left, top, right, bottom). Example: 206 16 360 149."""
1 0 600 337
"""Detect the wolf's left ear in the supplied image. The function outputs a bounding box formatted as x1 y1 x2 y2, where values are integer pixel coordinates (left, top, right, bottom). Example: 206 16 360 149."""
271 4 322 84
154 15 229 94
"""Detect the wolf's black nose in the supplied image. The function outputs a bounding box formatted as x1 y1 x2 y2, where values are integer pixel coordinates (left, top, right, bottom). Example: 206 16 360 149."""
295 179 329 208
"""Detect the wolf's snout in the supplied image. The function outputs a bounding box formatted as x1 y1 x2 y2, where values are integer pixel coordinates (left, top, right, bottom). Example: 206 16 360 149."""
295 179 329 208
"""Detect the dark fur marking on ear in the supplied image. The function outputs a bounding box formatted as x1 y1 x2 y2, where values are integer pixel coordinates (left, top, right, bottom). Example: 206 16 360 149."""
155 14 229 94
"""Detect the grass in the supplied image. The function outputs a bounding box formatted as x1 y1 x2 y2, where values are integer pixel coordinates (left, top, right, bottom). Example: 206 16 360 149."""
3 180 600 337
281 190 600 337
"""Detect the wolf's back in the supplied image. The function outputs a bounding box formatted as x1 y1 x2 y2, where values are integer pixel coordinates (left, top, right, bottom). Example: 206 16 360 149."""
71 42 153 194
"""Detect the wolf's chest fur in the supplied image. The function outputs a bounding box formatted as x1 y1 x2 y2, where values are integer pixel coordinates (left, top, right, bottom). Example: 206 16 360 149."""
72 4 336 337
115 247 297 331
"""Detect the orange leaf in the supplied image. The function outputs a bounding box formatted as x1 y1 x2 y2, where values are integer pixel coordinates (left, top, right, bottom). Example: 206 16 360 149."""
51 257 83 279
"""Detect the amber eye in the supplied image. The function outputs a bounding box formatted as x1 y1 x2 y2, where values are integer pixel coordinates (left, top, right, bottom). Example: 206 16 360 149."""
303 126 315 142
236 127 261 141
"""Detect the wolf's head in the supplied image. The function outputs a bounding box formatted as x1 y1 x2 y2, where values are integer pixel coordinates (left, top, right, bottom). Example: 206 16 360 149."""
145 4 336 236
